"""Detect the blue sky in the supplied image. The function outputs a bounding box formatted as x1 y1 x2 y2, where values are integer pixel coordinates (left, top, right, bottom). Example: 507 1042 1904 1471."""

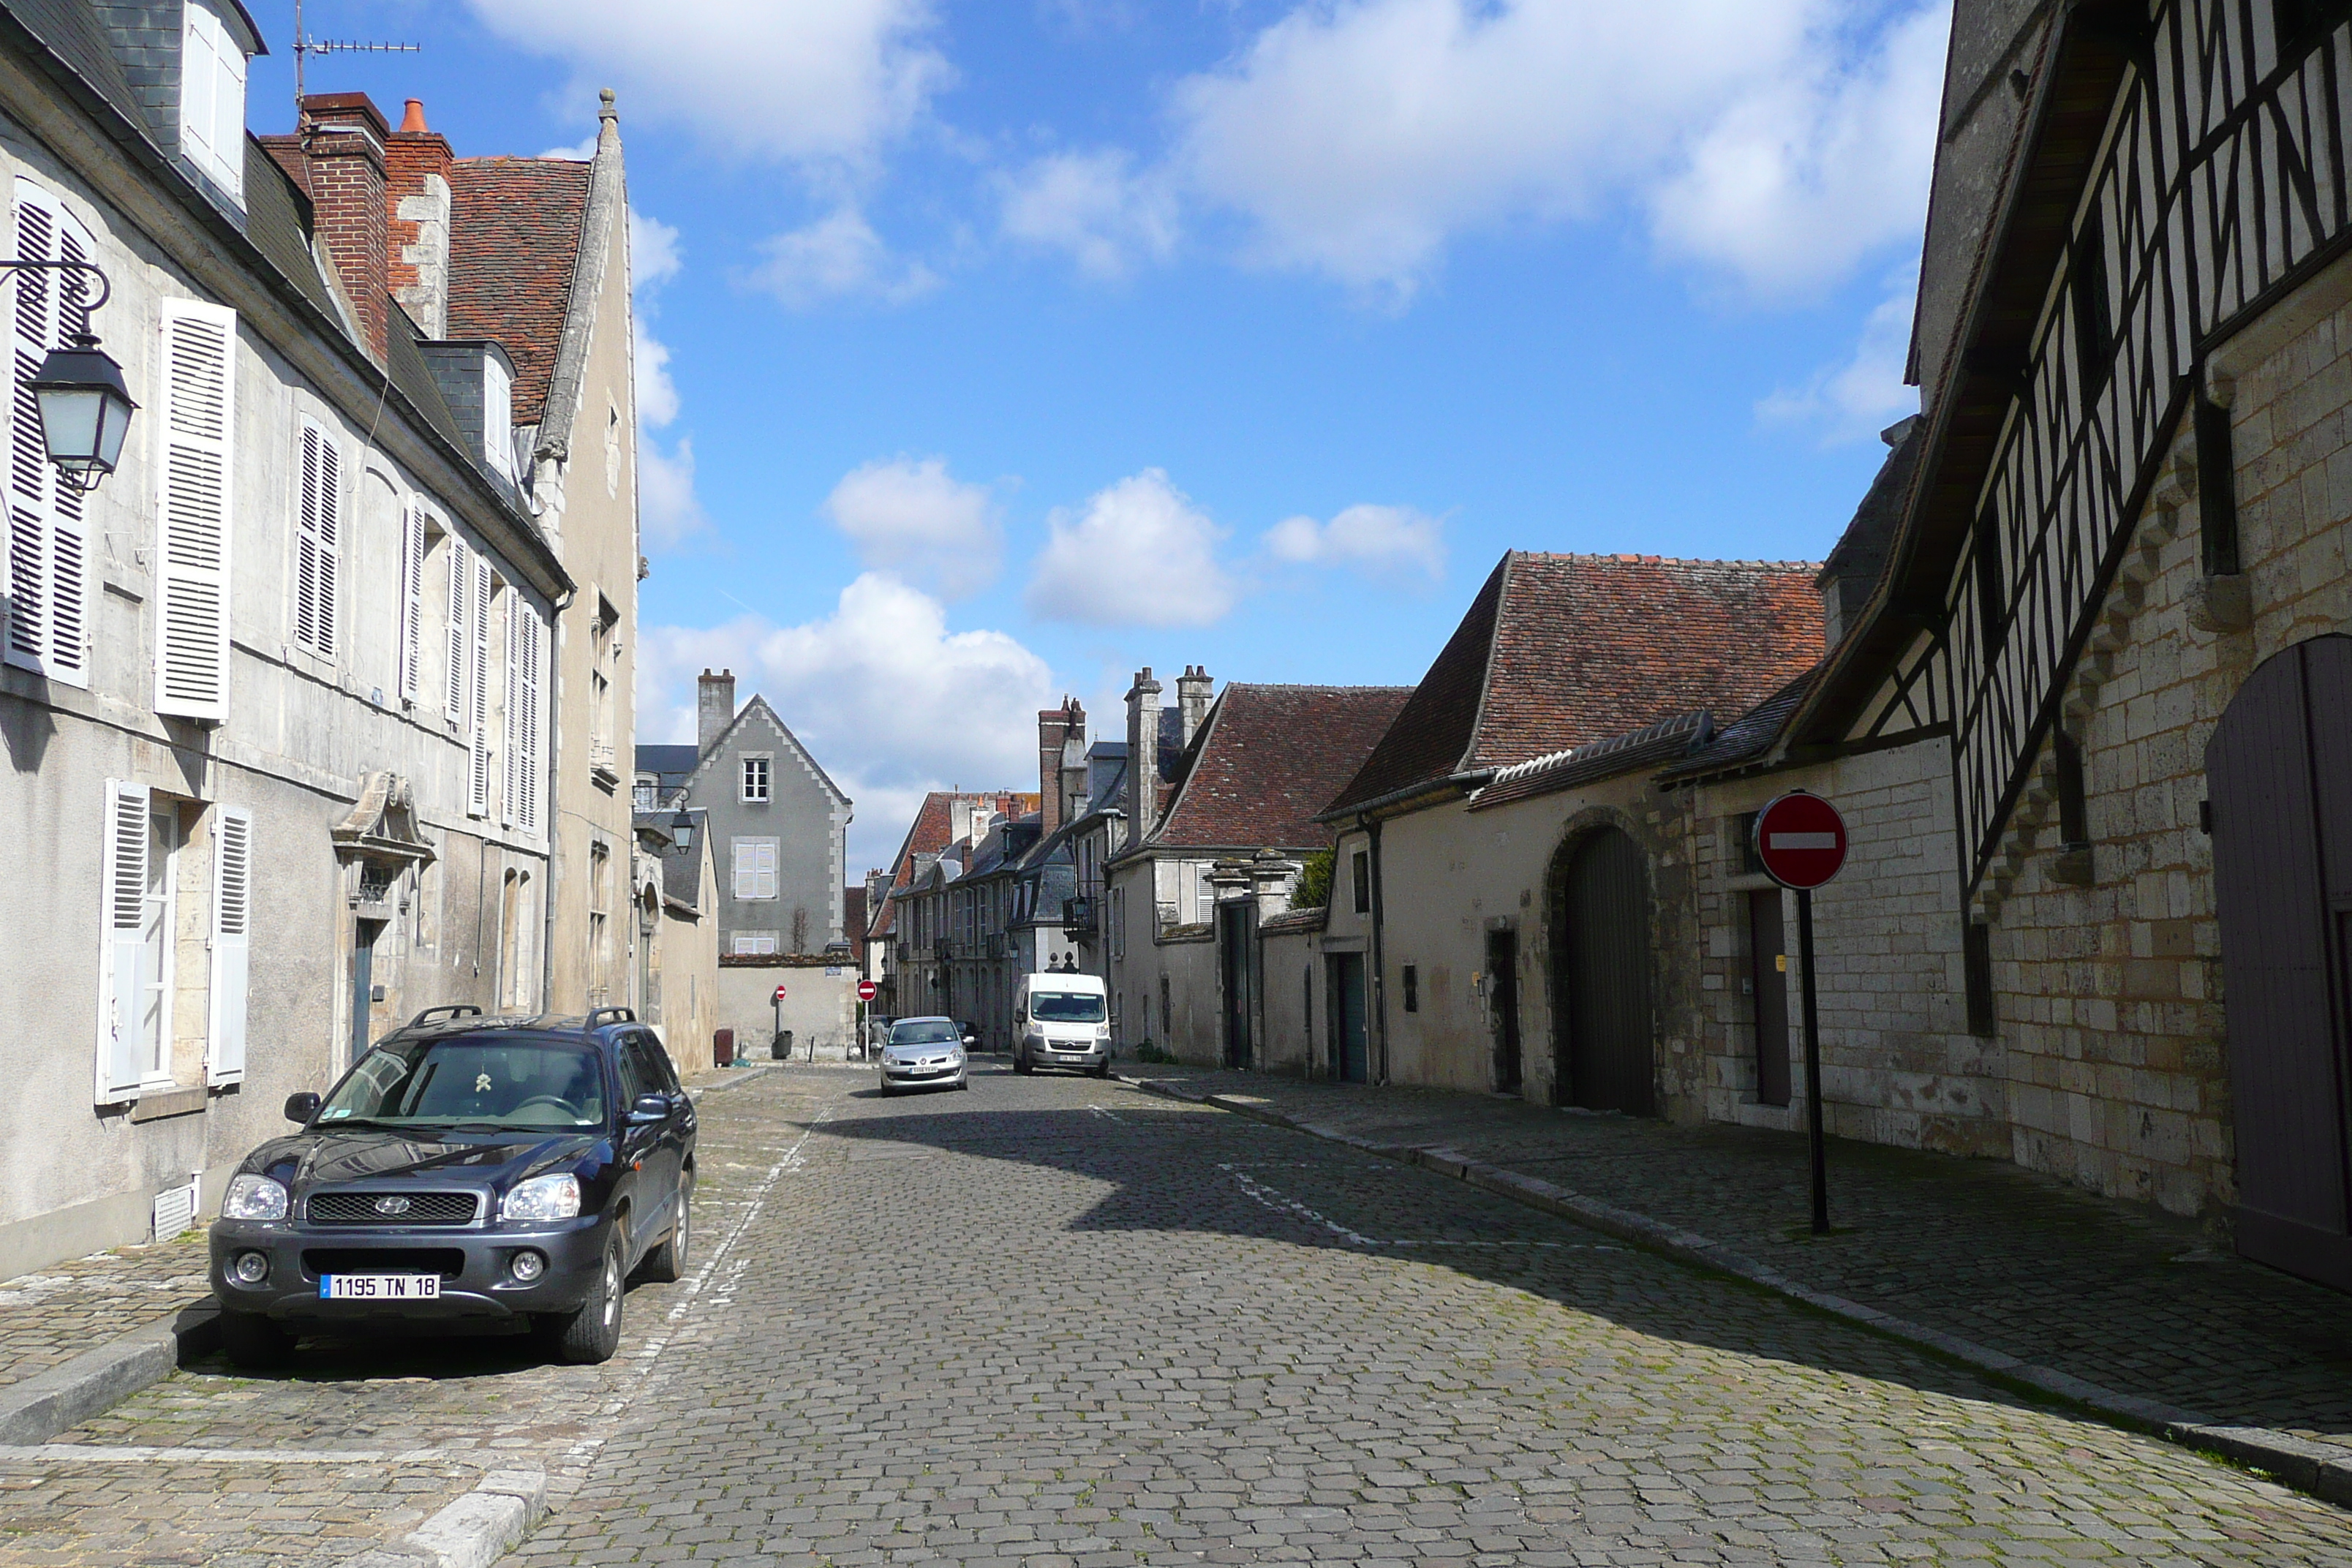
248 0 1948 872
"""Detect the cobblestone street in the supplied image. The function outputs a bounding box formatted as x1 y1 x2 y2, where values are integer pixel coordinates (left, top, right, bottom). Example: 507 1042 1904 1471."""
7 1066 2351 1566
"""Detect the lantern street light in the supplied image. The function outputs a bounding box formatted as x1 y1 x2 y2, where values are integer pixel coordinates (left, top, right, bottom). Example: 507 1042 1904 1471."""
1 260 135 493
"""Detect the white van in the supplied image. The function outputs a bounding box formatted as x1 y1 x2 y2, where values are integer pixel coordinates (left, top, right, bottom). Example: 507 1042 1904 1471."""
1012 972 1112 1077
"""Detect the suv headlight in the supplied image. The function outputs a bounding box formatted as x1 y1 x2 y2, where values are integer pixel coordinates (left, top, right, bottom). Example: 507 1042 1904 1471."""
221 1174 288 1221
500 1173 582 1222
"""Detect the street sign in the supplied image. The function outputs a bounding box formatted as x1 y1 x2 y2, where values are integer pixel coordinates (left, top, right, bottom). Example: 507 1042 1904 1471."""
772 984 786 1003
856 979 878 1002
1752 789 1849 1237
1754 791 1848 889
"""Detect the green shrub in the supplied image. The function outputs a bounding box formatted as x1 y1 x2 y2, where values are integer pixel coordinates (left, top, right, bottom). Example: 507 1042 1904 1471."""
1290 848 1334 910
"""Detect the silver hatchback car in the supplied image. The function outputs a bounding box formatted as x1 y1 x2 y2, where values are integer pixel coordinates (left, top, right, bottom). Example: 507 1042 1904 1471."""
877 1017 970 1095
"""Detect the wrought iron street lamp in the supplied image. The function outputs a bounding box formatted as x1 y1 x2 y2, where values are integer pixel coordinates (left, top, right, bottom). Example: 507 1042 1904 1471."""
2 260 135 492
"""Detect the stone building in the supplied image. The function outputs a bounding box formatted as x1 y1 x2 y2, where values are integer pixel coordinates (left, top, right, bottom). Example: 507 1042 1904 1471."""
0 5 624 1273
872 789 1035 1023
629 805 717 1072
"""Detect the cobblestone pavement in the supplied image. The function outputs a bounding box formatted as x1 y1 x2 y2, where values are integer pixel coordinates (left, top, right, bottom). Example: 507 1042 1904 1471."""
0 1237 211 1392
501 1066 2350 1567
1120 1065 2352 1452
0 1068 819 1567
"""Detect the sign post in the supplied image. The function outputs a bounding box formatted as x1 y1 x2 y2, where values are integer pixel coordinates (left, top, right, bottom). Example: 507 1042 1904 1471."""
1752 790 1850 1236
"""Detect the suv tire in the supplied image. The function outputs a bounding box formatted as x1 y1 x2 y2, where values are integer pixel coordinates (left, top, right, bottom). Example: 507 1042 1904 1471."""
218 1308 293 1370
543 1229 625 1364
641 1185 690 1284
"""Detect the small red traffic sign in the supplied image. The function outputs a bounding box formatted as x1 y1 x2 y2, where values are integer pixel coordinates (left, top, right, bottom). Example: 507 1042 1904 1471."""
1754 791 1849 890
856 979 878 1002
772 984 787 1003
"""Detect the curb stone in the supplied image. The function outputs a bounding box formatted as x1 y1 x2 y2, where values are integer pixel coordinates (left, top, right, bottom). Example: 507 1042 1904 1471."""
1116 1070 2352 1510
0 1299 219 1446
347 1468 549 1568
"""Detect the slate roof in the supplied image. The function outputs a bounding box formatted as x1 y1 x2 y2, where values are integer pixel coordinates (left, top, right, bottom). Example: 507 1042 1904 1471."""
447 157 593 424
869 790 1036 938
1659 664 1825 783
1468 711 1713 813
636 744 699 804
1325 551 1825 818
1150 685 1414 851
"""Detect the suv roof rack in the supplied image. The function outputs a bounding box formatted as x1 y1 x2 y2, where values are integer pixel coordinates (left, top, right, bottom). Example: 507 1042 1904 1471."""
408 1004 483 1029
584 1006 638 1030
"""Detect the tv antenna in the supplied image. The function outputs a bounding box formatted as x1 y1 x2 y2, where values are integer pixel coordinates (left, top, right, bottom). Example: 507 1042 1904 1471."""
291 0 420 113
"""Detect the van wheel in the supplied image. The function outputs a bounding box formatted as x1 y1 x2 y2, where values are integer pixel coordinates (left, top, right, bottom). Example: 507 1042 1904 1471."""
1014 1052 1033 1075
218 1308 293 1370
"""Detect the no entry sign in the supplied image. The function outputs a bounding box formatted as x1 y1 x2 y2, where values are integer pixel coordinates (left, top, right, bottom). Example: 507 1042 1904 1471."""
772 984 787 1003
1754 791 1849 890
856 979 878 1002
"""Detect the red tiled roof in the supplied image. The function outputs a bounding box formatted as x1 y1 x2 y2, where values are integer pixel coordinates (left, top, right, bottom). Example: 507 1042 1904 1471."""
1152 685 1414 851
870 790 1036 939
446 157 592 424
1326 551 1824 816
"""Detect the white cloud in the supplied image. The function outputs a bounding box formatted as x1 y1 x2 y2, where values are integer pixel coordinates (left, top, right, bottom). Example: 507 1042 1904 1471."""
467 0 950 173
622 204 705 545
998 150 1180 279
640 573 1056 869
1156 0 1944 301
631 208 683 293
822 456 1001 599
638 434 706 549
1264 503 1444 581
634 322 680 431
1025 469 1237 627
750 208 940 308
1757 265 1921 442
540 135 599 161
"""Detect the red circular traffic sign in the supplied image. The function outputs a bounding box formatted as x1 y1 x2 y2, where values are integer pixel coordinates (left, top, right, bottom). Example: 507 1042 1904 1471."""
771 984 787 1003
1754 791 1849 890
856 979 878 1002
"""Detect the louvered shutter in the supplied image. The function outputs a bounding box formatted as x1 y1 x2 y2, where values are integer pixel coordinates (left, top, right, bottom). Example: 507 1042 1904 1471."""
516 608 543 832
444 536 468 725
755 840 777 900
732 840 754 900
153 301 236 720
293 423 324 652
4 181 91 687
502 596 520 824
96 780 149 1101
206 805 252 1085
468 556 491 816
398 502 423 703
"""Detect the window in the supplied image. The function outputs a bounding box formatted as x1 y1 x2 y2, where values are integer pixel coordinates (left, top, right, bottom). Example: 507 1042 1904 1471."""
741 755 771 802
482 351 513 479
1159 975 1170 1036
1402 965 1419 1013
1964 921 1997 1037
1732 812 1765 875
178 4 246 203
96 783 252 1100
633 781 658 810
1352 850 1371 914
2194 389 2241 576
2054 731 2089 851
589 841 612 1003
1110 887 1125 960
2070 210 2112 396
733 932 778 956
732 837 777 900
4 179 96 687
293 420 343 659
1972 503 2005 657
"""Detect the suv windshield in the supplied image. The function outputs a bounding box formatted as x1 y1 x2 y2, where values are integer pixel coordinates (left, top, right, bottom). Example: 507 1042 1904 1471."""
1029 992 1107 1023
317 1036 608 1132
889 1020 962 1046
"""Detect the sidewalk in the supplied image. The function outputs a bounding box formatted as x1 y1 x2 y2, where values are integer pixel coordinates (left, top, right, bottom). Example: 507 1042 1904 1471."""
1120 1061 2352 1491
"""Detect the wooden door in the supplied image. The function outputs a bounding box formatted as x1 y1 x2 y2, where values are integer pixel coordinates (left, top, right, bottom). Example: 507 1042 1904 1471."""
1747 889 1792 1107
1486 929 1522 1092
2208 635 2352 1290
1217 902 1254 1068
1553 829 1656 1115
1330 954 1368 1082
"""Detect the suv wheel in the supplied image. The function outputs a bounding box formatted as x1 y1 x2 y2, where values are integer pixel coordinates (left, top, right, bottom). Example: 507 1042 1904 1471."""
543 1229 626 1364
641 1185 690 1284
218 1308 293 1370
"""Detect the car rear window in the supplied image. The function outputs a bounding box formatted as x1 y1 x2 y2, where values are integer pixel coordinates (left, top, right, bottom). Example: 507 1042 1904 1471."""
319 1036 608 1131
1029 992 1107 1022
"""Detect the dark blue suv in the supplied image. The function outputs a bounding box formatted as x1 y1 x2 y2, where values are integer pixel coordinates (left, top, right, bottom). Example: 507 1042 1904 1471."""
207 1006 696 1368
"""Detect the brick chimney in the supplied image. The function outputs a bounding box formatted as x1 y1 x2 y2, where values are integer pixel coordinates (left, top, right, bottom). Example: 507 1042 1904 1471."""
1176 666 1213 750
1038 699 1077 840
296 92 392 359
1126 668 1162 848
697 668 736 755
385 98 454 339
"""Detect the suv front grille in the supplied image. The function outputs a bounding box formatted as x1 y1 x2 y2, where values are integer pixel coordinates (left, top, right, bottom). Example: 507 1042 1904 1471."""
301 1248 466 1281
307 1191 480 1226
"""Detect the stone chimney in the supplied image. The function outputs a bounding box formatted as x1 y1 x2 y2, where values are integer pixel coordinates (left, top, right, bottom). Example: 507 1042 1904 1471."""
1060 700 1090 820
385 98 453 338
1177 666 1213 751
295 93 393 360
1037 699 1077 840
697 668 736 755
1126 668 1162 845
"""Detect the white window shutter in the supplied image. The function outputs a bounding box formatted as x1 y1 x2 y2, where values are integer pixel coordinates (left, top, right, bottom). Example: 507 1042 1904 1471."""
316 436 340 657
732 840 753 900
518 608 543 832
502 596 520 825
444 536 467 725
756 840 777 900
206 804 252 1085
469 556 491 816
213 29 246 203
294 423 323 652
179 10 218 178
4 181 91 688
398 502 423 703
97 780 149 1102
153 301 236 720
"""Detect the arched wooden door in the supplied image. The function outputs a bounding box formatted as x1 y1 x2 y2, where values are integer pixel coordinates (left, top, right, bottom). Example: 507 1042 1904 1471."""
1550 828 1656 1115
2206 634 2352 1291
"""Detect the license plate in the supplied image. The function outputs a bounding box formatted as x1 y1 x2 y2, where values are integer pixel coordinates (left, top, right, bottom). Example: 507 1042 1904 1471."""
319 1273 442 1300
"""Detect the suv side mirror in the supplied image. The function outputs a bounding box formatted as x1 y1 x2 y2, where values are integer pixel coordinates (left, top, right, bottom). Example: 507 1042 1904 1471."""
628 1093 670 1125
284 1091 321 1125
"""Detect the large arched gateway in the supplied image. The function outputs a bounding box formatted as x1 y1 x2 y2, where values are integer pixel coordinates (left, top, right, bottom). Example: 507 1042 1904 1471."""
2206 635 2352 1291
1550 826 1656 1115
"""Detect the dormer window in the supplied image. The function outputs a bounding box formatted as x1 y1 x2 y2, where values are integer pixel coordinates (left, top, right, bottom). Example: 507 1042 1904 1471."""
483 350 513 480
180 4 246 203
417 340 520 487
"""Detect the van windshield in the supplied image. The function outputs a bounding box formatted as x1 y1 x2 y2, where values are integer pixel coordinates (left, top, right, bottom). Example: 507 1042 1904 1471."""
1030 992 1107 1023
